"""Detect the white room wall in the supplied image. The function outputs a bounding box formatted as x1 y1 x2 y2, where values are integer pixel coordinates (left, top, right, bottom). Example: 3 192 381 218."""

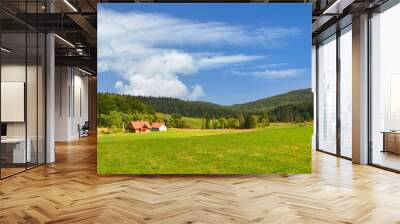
0 65 40 139
72 72 89 138
55 66 70 141
55 67 89 141
1 65 26 140
1 63 46 165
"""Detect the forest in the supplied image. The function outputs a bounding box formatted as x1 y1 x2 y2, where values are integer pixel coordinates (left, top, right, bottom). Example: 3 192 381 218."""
97 88 313 130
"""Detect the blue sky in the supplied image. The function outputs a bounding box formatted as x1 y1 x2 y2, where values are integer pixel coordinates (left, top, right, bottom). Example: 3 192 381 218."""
98 4 311 105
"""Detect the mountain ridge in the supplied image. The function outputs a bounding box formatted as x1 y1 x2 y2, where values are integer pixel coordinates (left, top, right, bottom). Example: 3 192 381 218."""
98 88 313 122
229 88 312 111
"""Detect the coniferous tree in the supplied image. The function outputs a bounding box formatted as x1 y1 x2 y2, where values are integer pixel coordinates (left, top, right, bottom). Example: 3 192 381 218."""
239 113 246 129
259 112 270 127
244 114 257 129
201 118 206 129
211 119 218 129
205 118 211 129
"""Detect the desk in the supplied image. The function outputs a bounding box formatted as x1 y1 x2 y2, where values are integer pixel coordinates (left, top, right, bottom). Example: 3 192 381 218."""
1 138 31 163
382 131 400 154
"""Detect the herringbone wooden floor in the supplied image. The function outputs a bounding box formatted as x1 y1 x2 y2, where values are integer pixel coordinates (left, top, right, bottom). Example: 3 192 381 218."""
1 136 400 224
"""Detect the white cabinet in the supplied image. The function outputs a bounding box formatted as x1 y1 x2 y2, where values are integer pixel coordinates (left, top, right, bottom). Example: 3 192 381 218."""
1 138 32 163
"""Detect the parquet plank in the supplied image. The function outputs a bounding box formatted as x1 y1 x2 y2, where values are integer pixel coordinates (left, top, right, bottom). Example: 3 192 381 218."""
0 136 399 223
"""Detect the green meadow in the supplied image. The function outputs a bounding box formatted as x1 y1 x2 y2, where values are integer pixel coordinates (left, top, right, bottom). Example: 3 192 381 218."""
97 124 312 174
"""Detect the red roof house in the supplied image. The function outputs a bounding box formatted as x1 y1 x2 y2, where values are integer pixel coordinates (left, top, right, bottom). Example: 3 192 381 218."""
151 122 167 132
128 121 151 133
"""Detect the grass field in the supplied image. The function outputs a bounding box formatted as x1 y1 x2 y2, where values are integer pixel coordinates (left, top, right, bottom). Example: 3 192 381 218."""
97 124 312 174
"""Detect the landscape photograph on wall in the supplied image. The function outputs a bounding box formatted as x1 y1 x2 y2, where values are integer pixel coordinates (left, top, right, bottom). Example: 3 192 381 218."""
97 3 312 174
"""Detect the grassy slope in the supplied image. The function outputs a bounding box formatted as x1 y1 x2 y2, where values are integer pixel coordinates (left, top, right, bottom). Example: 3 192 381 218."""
98 124 312 174
161 114 203 129
182 116 203 129
230 88 313 111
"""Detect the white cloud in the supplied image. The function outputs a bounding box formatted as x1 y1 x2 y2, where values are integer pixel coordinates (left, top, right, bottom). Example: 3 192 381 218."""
114 81 124 90
253 27 302 46
114 51 201 99
189 85 205 100
256 63 288 69
115 74 190 99
254 69 307 79
198 55 264 69
98 7 301 99
98 8 300 48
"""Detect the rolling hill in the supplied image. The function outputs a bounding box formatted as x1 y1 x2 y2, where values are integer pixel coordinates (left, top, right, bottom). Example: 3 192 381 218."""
229 88 313 111
97 88 313 121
